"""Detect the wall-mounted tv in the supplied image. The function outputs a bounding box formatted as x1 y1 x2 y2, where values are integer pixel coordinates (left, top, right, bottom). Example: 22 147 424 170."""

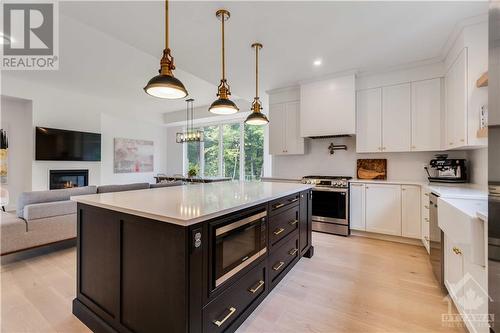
35 127 101 161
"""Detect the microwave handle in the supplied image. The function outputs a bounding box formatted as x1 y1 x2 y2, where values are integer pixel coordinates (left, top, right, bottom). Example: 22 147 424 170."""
215 211 267 237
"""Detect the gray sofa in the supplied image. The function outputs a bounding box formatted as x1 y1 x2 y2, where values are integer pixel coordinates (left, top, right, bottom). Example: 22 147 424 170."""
1 181 182 255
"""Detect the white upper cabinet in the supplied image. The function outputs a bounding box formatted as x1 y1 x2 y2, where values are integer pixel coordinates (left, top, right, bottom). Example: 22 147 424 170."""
382 83 411 152
268 88 305 155
356 79 442 153
411 78 443 151
401 185 421 239
445 48 468 149
300 74 356 137
356 88 382 153
443 22 487 149
365 184 402 236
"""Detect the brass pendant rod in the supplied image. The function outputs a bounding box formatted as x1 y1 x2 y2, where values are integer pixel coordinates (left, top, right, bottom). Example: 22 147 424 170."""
221 13 226 81
165 0 169 49
255 45 259 98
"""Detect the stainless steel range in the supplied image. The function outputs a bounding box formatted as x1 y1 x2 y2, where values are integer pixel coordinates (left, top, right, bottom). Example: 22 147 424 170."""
301 176 351 236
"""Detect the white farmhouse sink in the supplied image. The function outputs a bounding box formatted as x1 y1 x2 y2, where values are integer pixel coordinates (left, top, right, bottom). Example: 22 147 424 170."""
438 198 487 267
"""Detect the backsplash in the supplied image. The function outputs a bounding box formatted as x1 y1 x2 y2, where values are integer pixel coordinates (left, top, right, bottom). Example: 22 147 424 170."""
272 136 479 183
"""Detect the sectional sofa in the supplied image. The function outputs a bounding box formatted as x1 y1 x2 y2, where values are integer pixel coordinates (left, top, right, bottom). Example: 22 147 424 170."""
1 181 182 255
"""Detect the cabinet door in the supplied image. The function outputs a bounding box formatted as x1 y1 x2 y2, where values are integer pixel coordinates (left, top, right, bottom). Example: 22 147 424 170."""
411 78 443 151
356 88 382 152
299 190 311 255
365 184 402 236
269 103 286 155
349 183 365 231
445 48 468 148
421 190 430 253
401 185 421 239
444 235 464 309
284 102 304 155
382 83 411 152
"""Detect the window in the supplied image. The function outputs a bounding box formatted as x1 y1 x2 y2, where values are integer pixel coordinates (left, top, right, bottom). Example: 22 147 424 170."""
184 120 265 181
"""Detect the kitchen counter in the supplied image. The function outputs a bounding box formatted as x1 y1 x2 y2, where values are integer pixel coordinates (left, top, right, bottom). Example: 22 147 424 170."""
71 181 313 226
349 179 487 199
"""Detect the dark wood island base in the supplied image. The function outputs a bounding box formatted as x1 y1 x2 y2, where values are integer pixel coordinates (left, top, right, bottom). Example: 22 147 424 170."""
73 189 314 333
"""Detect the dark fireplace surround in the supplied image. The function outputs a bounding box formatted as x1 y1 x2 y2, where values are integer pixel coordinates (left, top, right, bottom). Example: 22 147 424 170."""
49 169 89 190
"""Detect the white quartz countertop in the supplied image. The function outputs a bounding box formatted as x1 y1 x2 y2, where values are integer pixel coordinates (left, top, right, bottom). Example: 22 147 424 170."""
349 179 424 186
71 181 313 226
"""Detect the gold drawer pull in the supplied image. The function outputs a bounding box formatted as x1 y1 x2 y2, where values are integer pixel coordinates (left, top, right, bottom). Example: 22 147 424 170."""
453 247 462 255
424 236 429 241
288 248 298 256
424 193 429 197
248 280 265 294
273 228 285 236
424 205 429 209
289 219 298 226
289 198 299 203
424 217 429 222
213 307 236 327
273 203 285 209
273 261 285 271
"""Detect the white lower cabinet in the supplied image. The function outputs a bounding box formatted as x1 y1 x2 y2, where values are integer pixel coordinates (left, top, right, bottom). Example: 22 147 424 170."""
365 184 402 236
444 234 489 333
349 183 366 231
421 189 430 253
401 185 421 239
350 182 422 239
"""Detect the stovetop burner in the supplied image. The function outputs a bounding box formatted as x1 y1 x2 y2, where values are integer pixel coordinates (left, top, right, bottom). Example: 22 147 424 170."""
301 175 351 188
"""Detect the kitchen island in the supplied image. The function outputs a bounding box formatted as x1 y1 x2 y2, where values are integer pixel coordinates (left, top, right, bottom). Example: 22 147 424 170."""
71 181 314 333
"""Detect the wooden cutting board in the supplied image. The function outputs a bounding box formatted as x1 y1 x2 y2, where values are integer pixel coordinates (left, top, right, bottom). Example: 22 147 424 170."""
357 159 387 180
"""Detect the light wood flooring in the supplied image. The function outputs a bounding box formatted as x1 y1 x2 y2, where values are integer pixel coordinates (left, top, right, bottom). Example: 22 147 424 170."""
1 233 466 333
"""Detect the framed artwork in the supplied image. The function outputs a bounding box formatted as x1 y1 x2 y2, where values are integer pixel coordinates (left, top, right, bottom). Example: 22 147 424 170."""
114 138 154 173
0 128 8 184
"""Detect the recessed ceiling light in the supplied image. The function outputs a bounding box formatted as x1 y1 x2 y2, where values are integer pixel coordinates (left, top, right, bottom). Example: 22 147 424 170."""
313 59 322 66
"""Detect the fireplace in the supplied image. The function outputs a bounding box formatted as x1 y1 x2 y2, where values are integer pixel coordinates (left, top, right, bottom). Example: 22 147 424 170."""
49 170 89 190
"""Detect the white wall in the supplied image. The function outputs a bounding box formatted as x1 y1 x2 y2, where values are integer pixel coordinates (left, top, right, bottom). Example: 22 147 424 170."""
272 136 468 181
166 125 184 176
100 113 166 185
0 96 33 210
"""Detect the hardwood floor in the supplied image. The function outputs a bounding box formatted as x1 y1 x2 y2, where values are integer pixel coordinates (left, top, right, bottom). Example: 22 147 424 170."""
1 233 465 333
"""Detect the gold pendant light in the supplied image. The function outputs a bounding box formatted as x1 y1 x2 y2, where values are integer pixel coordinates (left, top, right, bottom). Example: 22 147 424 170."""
245 43 269 125
209 10 239 115
144 0 188 99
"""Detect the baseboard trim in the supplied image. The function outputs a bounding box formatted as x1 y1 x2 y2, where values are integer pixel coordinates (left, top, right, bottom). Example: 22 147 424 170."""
350 230 424 247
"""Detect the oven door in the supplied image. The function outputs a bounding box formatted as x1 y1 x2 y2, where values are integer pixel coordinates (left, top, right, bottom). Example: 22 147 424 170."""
311 187 348 225
214 210 267 287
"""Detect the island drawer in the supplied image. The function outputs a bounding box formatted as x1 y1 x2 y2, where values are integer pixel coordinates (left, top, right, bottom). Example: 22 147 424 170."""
269 192 300 215
269 205 299 249
203 260 267 333
269 233 300 284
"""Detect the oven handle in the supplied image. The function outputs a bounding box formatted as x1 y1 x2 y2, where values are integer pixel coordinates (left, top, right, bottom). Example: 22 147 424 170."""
216 211 267 236
312 187 348 193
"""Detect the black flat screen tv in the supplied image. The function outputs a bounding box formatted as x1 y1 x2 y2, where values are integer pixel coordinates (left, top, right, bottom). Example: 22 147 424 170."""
35 127 101 161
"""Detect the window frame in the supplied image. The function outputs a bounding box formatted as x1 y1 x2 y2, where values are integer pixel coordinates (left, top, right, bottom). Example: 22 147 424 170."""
182 118 263 181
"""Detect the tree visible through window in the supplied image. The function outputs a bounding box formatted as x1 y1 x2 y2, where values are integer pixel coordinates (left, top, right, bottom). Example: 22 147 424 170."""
184 121 264 181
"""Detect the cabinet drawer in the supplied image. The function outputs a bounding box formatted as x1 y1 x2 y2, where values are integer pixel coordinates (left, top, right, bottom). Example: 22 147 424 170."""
268 233 299 284
203 261 267 333
269 206 299 248
269 193 300 215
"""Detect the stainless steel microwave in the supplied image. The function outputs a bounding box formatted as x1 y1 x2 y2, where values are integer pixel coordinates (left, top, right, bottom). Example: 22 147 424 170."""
212 210 267 288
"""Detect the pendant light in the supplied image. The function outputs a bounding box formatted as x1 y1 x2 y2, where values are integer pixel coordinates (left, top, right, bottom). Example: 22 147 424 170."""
245 43 269 126
144 0 188 99
176 99 204 143
209 10 239 115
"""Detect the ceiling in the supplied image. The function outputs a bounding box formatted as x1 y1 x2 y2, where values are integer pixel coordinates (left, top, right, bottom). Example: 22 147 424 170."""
4 1 488 116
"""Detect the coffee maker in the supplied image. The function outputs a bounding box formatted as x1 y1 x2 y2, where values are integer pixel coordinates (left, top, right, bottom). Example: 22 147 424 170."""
425 154 467 183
